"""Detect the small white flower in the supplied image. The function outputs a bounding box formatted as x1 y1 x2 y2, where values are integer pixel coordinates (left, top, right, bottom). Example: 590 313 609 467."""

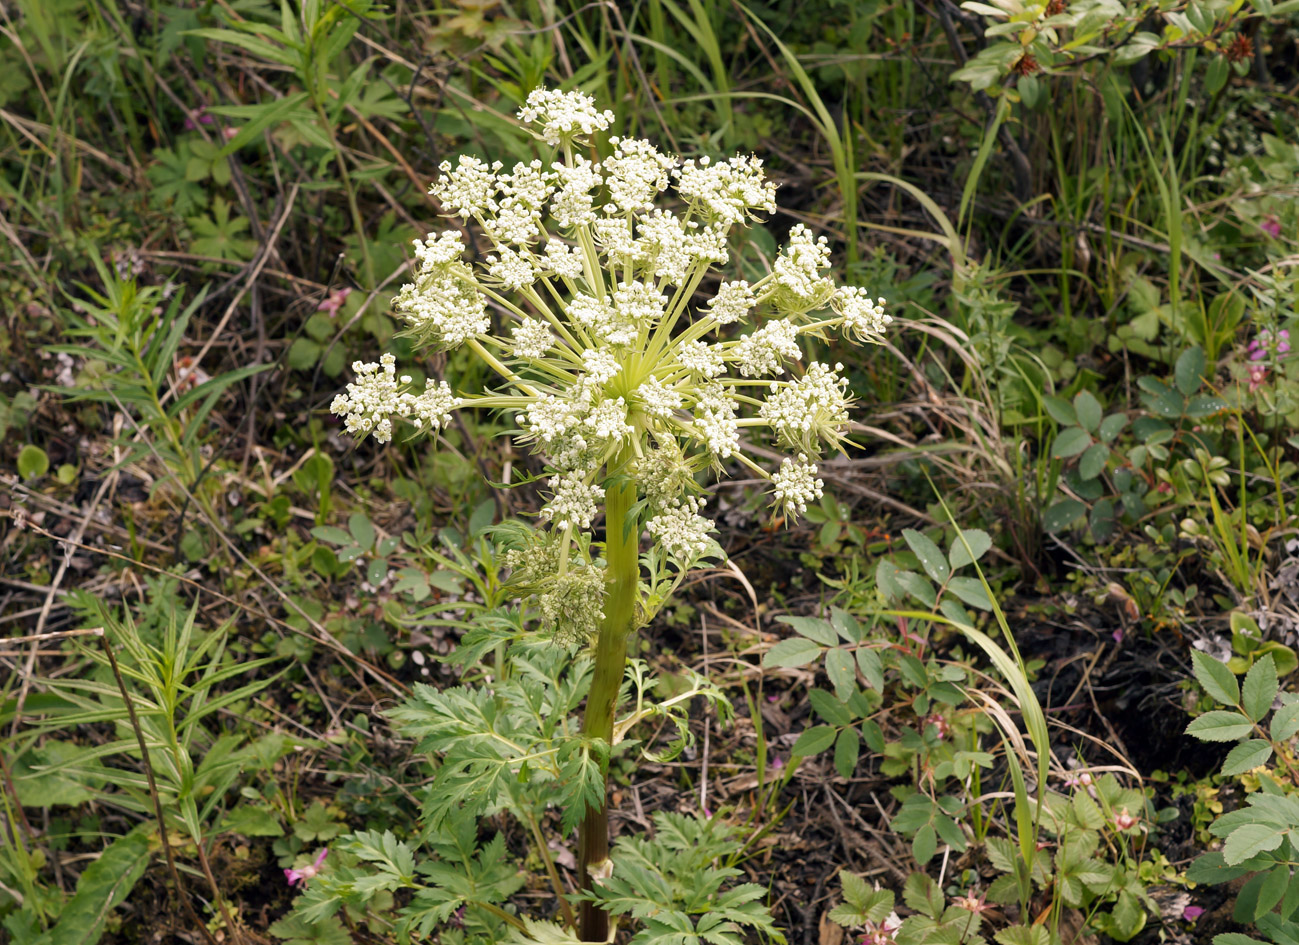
407 379 462 432
518 87 615 145
431 155 501 219
770 454 824 520
676 340 726 378
773 224 835 308
511 319 553 360
633 210 693 284
392 233 489 350
647 496 714 564
541 473 606 530
732 318 802 377
542 240 585 280
759 361 851 453
486 246 539 290
707 280 755 324
674 154 778 225
585 397 632 442
833 286 891 340
604 136 674 213
330 354 404 443
581 348 621 385
490 160 553 245
551 157 602 228
636 376 683 418
693 383 740 457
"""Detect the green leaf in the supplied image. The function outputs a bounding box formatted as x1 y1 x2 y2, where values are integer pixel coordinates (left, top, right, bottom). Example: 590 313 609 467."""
902 871 943 916
31 827 151 945
947 577 993 611
310 526 353 546
1175 346 1206 396
1186 710 1254 742
1192 651 1240 706
1073 391 1102 431
1212 936 1269 945
902 529 950 584
995 925 1050 945
1098 412 1128 443
1043 499 1085 532
348 513 375 549
1078 443 1109 480
791 725 836 757
775 614 839 646
894 570 936 607
17 444 49 479
288 337 321 370
1244 654 1279 721
1223 824 1285 865
1042 395 1077 426
1221 740 1274 777
809 689 853 726
1256 864 1289 920
763 638 822 669
912 823 937 865
1051 426 1092 459
856 648 884 692
834 727 860 779
1271 703 1299 741
948 528 992 570
825 648 857 702
221 804 284 837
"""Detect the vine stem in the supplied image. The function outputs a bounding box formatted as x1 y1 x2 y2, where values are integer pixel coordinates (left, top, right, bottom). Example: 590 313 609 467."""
577 448 639 942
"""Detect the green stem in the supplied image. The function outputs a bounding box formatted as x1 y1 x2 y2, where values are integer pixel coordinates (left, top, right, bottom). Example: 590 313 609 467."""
577 450 640 942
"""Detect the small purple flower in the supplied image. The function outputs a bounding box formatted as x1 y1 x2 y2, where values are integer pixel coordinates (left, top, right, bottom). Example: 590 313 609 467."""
1182 905 1205 922
1249 362 1269 392
184 109 216 130
285 848 328 887
1261 216 1282 239
1248 329 1290 362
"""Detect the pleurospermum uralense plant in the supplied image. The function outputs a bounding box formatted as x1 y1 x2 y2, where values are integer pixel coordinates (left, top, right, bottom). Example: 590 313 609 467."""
316 87 891 943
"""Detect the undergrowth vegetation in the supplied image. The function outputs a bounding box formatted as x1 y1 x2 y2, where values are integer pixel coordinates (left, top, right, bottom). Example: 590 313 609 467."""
1 2 1298 944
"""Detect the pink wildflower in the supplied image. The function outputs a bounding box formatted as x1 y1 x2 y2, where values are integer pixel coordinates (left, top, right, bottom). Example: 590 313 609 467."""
953 888 993 914
285 848 328 887
1248 329 1290 362
923 714 949 740
1261 216 1282 239
184 109 215 130
317 286 352 317
1182 905 1205 922
861 911 902 945
1248 363 1269 393
1113 808 1138 831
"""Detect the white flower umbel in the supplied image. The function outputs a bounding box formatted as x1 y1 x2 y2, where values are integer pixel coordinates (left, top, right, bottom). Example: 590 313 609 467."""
647 497 715 565
335 85 893 567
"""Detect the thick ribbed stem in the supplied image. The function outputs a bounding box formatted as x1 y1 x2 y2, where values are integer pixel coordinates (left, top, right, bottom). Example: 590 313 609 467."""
577 458 639 942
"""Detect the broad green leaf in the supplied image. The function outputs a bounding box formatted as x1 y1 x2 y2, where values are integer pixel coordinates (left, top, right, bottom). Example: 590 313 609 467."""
856 647 884 692
1192 650 1240 706
1243 654 1279 721
1176 346 1206 396
1042 395 1076 426
1043 499 1085 532
825 648 857 702
763 638 822 669
1212 936 1269 945
775 614 839 646
1221 740 1273 777
1098 412 1128 443
348 513 375 549
1256 864 1289 920
912 823 937 865
1073 391 1102 431
1078 443 1109 480
995 925 1050 945
947 576 993 610
18 444 49 479
1051 426 1092 459
894 570 936 607
1186 710 1254 742
1223 824 1285 865
809 689 853 726
1272 702 1299 741
948 528 992 570
31 827 151 945
902 529 950 584
791 724 836 757
834 727 860 779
